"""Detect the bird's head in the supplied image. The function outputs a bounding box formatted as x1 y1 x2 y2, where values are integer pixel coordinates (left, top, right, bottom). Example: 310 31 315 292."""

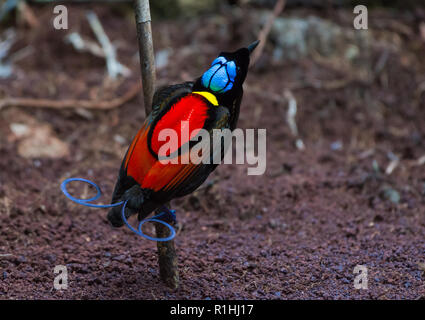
196 40 259 99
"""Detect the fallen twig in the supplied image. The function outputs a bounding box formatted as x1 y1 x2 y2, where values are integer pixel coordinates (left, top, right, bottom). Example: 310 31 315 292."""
86 11 131 78
0 253 13 258
0 82 141 110
65 32 105 58
246 84 305 150
284 89 305 150
417 154 425 166
385 152 399 175
8 45 34 64
0 28 16 78
250 0 286 66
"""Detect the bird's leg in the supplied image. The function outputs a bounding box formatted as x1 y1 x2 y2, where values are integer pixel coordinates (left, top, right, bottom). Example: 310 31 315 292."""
156 206 177 224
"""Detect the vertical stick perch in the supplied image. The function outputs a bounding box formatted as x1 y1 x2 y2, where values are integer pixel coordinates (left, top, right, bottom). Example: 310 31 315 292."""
133 0 179 289
134 0 155 114
155 203 179 289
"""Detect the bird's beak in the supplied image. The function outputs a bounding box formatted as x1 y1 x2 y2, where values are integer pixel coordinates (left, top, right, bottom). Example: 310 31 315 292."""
247 40 260 55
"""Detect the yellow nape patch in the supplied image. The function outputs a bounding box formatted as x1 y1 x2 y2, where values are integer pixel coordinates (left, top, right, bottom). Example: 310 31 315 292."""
193 91 218 106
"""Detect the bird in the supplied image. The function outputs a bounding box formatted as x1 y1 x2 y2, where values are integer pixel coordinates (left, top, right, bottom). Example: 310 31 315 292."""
107 40 259 227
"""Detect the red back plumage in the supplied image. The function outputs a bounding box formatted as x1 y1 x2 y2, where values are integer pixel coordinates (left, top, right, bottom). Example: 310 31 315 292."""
124 93 210 192
151 94 209 157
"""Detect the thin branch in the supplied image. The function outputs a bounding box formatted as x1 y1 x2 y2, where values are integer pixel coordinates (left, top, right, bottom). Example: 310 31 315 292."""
250 0 286 66
0 82 141 110
133 0 179 289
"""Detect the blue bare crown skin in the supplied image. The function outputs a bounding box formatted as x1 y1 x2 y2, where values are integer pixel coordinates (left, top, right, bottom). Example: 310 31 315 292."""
201 56 237 93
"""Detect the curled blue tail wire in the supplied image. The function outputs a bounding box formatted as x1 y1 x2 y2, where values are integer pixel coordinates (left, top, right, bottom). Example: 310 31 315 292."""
60 178 176 242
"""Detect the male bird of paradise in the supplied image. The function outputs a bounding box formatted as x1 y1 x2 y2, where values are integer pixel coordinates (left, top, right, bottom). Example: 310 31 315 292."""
107 41 259 227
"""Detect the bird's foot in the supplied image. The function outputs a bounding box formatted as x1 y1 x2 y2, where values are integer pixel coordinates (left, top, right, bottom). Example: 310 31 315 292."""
155 206 177 224
122 185 145 210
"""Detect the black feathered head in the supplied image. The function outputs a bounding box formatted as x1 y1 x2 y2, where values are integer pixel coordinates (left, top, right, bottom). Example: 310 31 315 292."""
198 40 259 95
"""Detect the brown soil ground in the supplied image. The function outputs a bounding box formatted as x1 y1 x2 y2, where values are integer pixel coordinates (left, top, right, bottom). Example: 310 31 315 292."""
0 4 424 299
